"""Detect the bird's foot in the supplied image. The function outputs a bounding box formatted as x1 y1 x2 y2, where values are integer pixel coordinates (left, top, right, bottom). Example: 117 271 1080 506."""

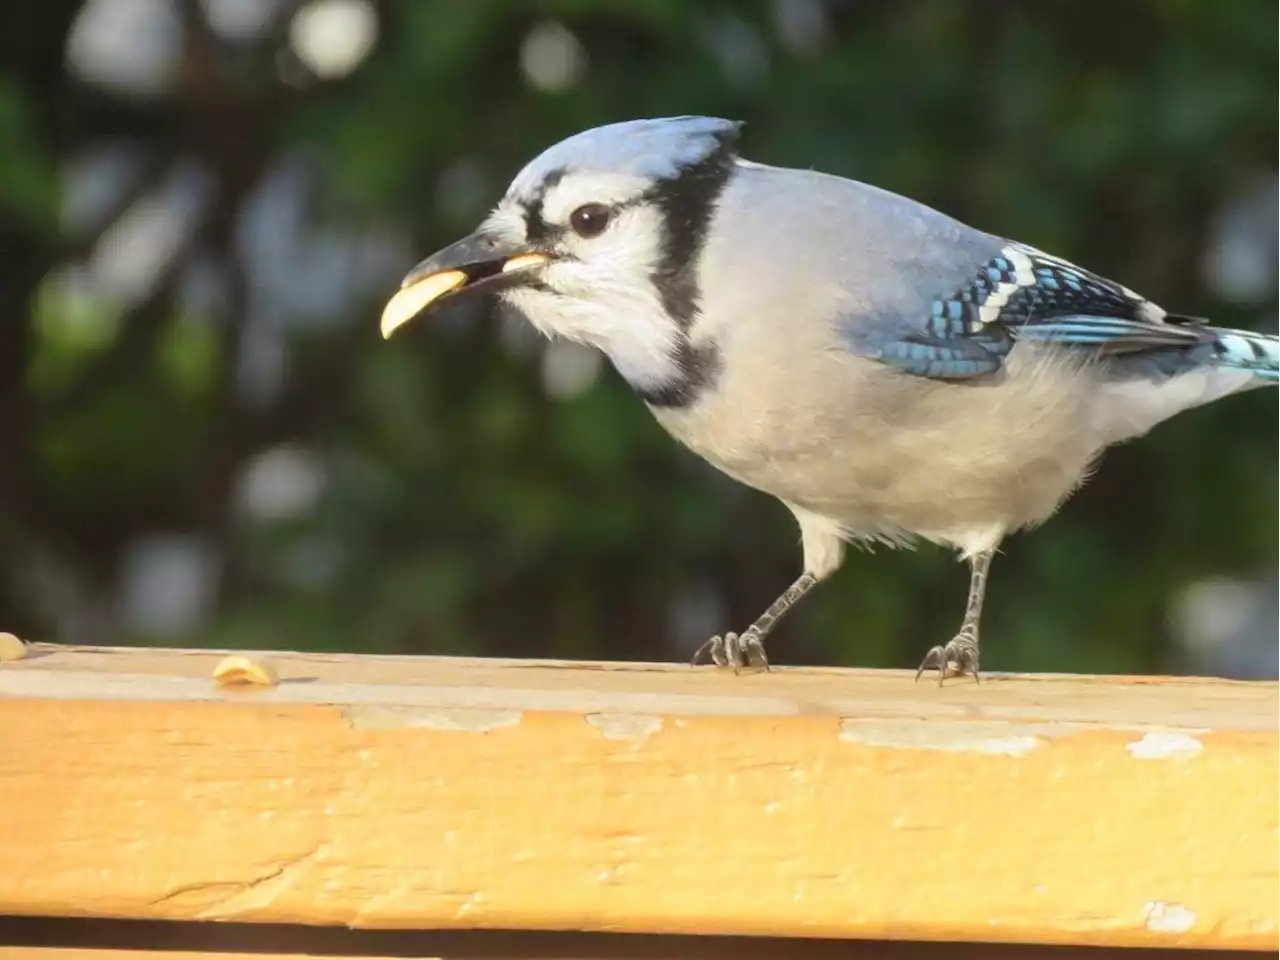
691 629 770 673
915 628 980 685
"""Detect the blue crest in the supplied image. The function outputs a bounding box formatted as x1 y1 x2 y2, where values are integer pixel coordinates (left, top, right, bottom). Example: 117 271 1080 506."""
507 117 741 199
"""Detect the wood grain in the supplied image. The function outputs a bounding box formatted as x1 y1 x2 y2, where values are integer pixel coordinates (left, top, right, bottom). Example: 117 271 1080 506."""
0 645 1275 950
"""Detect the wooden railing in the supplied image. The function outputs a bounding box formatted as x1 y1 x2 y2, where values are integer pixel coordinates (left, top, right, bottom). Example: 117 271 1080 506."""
1 643 1276 957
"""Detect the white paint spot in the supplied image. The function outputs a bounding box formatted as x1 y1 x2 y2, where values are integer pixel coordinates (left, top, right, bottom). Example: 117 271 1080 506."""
1144 901 1196 934
342 705 522 732
977 736 1043 756
1125 731 1203 761
838 719 1062 756
585 713 663 742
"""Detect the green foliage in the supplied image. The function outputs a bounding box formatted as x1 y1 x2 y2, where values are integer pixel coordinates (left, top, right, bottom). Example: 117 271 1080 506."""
0 78 57 227
1 0 1275 672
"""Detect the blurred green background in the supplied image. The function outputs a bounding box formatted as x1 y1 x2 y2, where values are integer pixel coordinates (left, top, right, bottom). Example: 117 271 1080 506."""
1 0 1276 677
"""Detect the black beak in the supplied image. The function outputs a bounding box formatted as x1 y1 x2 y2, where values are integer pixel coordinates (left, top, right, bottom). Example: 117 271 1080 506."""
380 232 549 339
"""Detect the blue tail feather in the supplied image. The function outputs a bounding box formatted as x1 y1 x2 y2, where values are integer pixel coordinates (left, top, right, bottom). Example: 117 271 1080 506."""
1208 326 1279 381
1012 315 1207 352
1109 325 1280 383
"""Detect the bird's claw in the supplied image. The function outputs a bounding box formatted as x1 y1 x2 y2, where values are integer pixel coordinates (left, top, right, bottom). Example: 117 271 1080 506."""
691 629 771 673
915 630 980 685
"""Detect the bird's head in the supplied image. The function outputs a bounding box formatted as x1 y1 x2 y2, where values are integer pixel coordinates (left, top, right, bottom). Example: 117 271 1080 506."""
379 116 741 401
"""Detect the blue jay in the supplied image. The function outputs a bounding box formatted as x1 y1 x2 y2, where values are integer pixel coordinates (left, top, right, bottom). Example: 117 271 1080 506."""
380 117 1277 680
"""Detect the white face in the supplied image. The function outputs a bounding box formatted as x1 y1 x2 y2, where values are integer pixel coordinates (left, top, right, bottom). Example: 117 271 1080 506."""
481 171 687 392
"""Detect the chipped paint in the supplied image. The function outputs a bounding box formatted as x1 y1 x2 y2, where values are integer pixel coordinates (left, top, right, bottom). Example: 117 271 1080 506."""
1144 901 1196 934
1126 731 1203 761
341 705 521 732
837 719 1079 755
585 713 663 742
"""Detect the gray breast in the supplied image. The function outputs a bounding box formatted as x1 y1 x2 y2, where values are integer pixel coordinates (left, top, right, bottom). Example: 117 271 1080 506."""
647 166 1106 543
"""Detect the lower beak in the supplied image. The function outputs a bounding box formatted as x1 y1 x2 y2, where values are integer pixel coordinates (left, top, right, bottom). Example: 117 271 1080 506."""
379 232 550 339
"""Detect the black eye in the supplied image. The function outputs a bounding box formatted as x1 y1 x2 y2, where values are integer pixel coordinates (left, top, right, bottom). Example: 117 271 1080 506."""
569 203 611 238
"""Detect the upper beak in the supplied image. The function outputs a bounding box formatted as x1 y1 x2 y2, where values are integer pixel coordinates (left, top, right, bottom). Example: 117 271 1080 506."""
379 232 550 339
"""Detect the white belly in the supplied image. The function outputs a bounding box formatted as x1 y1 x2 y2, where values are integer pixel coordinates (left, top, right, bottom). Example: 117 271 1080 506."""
649 344 1106 543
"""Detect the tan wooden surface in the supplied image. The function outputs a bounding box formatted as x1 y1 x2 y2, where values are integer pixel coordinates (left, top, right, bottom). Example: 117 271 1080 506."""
0 942 1218 960
0 954 423 960
0 644 1276 951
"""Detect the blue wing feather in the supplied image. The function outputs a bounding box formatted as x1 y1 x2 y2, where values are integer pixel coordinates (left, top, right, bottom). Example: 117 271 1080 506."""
859 331 1006 379
844 241 1223 381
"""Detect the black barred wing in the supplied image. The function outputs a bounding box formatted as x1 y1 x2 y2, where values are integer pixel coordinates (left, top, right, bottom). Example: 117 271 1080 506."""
849 243 1211 380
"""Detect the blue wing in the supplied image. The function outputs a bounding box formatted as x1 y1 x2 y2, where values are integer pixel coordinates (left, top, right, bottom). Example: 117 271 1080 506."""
844 243 1222 380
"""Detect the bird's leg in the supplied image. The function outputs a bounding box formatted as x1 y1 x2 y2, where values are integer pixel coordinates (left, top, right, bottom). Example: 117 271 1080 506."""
916 548 995 684
692 572 817 673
